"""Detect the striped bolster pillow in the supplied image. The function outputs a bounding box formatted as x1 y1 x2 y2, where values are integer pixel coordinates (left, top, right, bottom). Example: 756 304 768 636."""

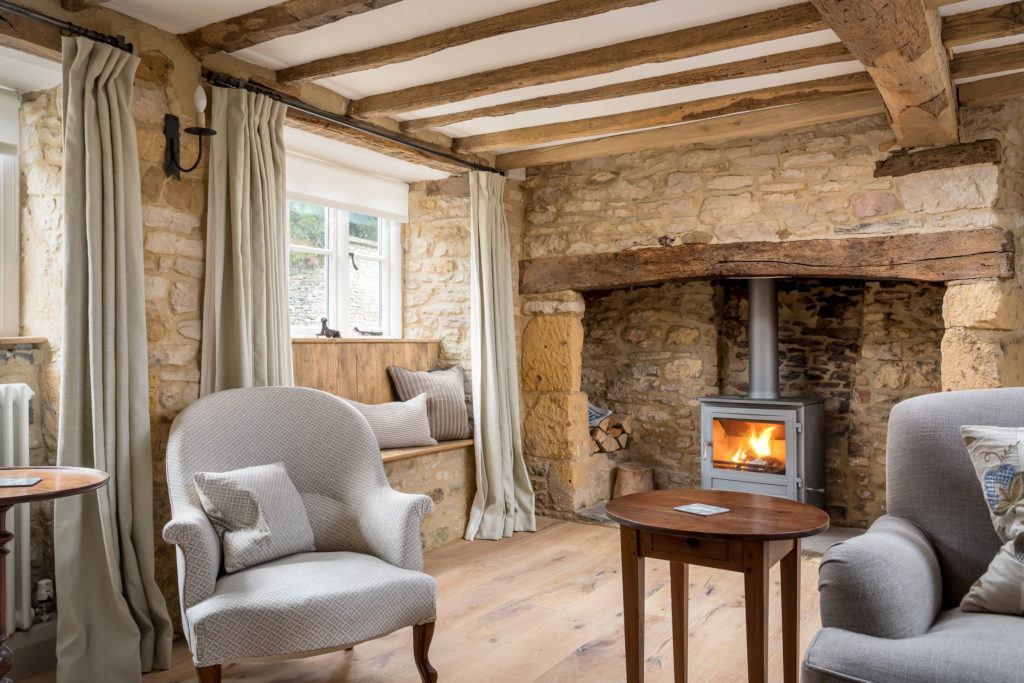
387 365 471 441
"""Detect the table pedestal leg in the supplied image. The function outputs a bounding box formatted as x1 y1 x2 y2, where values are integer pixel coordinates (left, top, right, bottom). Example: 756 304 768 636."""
743 541 769 683
620 527 645 683
781 539 801 683
0 505 13 683
670 562 688 683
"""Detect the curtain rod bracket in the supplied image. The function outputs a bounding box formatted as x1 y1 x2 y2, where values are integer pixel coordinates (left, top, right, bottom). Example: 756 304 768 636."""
0 0 133 53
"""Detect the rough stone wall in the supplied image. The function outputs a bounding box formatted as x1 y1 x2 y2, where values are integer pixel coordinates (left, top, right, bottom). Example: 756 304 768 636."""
384 446 474 549
718 280 943 528
0 341 54 590
520 104 1023 521
581 283 718 493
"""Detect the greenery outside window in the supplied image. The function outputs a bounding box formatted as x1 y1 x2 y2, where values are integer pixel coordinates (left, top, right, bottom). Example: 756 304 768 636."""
288 197 402 338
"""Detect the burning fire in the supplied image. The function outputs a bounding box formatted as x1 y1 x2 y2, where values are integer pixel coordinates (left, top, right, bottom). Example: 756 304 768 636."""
731 424 779 465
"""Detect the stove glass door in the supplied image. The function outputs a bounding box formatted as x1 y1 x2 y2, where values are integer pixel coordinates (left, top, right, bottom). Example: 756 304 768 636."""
711 417 786 475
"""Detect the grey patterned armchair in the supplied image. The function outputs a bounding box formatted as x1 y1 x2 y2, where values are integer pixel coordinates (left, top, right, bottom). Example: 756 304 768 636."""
163 387 438 683
802 388 1024 683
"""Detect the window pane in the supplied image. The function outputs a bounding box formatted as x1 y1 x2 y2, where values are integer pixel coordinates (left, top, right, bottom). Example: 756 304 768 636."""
349 212 379 256
349 256 381 332
289 251 328 329
289 200 327 249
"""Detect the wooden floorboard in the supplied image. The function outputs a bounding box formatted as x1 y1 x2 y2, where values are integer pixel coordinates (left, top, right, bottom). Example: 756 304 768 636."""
24 518 823 682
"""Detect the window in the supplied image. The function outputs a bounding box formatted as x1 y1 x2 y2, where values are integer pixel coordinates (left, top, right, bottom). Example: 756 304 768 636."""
287 197 402 338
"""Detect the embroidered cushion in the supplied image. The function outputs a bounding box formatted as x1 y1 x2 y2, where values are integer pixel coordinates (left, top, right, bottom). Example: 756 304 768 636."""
387 365 471 441
959 425 1024 615
345 393 437 450
194 462 315 573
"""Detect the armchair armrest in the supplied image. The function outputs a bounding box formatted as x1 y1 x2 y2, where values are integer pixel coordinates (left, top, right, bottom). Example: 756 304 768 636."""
818 515 941 639
162 509 220 609
360 488 434 572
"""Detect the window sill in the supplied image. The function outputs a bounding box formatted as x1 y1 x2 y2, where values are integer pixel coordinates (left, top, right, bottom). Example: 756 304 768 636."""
292 337 441 344
0 337 47 349
381 439 474 464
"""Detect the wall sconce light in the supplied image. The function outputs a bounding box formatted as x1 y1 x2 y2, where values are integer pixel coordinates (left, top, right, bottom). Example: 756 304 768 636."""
164 85 216 179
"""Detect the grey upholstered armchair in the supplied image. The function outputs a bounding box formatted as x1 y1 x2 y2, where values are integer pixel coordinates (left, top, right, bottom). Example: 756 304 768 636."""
163 387 438 683
802 388 1024 683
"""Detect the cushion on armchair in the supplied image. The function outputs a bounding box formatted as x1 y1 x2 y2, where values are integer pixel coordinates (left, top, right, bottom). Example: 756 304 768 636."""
194 462 315 573
959 425 1024 615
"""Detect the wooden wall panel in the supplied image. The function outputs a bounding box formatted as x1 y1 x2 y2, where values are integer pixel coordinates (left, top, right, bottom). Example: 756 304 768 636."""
292 338 440 403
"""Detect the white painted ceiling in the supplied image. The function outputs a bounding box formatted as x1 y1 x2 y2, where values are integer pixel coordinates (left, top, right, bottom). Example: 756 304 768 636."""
104 0 1024 177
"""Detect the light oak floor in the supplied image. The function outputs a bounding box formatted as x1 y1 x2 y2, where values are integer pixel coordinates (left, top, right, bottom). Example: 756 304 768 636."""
26 517 824 682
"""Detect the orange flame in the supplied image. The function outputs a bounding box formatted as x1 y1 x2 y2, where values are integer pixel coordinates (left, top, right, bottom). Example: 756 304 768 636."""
731 424 778 463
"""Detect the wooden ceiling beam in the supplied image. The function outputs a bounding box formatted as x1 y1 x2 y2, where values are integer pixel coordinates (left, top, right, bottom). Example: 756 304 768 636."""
495 91 884 169
347 2 827 118
403 43 856 133
943 1 1024 47
810 0 957 147
284 109 489 174
951 41 1024 79
455 73 875 154
182 0 404 58
278 0 661 85
61 0 106 10
0 7 60 60
957 69 1024 106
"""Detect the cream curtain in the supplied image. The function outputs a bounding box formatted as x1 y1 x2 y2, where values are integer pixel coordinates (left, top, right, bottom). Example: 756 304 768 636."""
54 36 172 681
200 87 292 395
465 171 536 541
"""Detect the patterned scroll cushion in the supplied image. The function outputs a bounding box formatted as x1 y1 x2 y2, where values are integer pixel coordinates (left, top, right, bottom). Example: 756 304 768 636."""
194 462 315 573
185 550 437 666
345 393 438 449
959 425 1024 615
388 365 471 441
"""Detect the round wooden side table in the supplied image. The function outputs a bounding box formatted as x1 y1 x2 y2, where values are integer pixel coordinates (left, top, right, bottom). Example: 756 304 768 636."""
0 466 109 682
606 489 829 683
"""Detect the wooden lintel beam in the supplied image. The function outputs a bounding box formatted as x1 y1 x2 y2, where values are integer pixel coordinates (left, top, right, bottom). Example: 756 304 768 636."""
0 7 61 61
943 1 1024 47
495 91 884 170
403 43 855 133
182 0 403 58
278 0 660 85
874 139 1000 177
455 73 874 154
347 2 826 118
519 228 1014 295
62 0 105 10
284 109 481 175
811 0 958 147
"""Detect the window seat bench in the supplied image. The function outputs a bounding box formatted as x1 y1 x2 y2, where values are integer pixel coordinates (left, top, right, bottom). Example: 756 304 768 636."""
381 438 474 463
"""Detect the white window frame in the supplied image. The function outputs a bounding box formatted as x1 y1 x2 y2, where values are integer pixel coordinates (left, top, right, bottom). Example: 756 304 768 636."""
288 193 402 339
0 150 18 337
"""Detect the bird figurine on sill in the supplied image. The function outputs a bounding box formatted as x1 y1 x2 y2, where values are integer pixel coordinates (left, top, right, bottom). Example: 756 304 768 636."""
318 318 341 339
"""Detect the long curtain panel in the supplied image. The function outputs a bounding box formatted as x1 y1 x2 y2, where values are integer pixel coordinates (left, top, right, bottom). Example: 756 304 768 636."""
54 36 173 681
200 87 292 395
465 171 536 541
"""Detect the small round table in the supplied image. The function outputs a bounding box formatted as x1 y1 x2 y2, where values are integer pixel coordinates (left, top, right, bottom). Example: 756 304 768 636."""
0 466 109 682
606 489 829 683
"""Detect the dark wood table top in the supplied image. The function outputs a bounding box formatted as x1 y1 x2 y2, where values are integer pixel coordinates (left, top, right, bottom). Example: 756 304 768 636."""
0 466 108 505
605 489 830 541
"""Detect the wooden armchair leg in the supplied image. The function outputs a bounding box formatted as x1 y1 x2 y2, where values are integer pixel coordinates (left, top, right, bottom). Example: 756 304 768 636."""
196 664 221 683
413 622 438 683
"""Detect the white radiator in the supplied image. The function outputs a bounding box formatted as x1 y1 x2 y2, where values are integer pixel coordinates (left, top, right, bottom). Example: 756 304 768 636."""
0 383 35 633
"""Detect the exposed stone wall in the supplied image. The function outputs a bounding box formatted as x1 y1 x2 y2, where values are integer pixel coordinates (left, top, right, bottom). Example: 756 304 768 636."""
719 280 943 528
384 446 474 550
580 283 718 494
520 104 1024 522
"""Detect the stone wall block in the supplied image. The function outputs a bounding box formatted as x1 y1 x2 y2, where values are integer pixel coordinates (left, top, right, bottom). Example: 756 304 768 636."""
941 327 1003 390
943 279 1024 330
521 315 584 392
522 391 590 462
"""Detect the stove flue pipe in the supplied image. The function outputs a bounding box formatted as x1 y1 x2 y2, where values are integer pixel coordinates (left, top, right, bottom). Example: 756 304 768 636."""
747 278 780 400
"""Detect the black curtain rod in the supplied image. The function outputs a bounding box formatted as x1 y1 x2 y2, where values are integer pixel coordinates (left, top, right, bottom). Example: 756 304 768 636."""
203 69 503 176
0 0 132 53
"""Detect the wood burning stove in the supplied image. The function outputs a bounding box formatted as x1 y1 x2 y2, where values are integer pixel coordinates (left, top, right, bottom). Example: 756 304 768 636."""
699 279 825 506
